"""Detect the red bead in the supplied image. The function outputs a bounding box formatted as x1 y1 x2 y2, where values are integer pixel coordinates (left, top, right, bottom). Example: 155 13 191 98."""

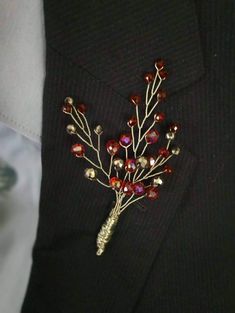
127 116 137 127
146 187 159 200
125 159 137 173
145 129 160 144
109 177 123 191
158 147 170 158
122 181 134 196
62 104 72 114
106 140 121 155
71 143 85 157
144 72 155 83
119 133 132 147
155 58 165 69
159 69 168 80
77 103 86 114
164 165 173 174
130 95 141 106
169 123 180 133
154 112 166 123
157 89 167 101
133 182 145 196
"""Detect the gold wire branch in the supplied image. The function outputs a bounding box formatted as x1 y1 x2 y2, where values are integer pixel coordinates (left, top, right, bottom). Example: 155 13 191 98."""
62 59 180 255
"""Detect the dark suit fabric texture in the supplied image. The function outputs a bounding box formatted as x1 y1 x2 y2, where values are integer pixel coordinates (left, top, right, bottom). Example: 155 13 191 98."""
21 1 235 312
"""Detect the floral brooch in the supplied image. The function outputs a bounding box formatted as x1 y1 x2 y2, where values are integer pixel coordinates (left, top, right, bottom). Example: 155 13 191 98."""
62 59 180 256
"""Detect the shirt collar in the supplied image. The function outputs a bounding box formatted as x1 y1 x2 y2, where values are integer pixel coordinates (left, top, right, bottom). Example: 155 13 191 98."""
0 0 45 143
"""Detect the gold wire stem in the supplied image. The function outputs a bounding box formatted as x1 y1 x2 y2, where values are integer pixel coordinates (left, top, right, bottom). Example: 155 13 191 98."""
158 154 174 167
133 168 145 182
70 109 110 180
135 157 163 182
131 126 136 151
96 192 123 255
119 193 135 209
134 138 172 182
79 111 91 136
132 168 140 181
97 133 101 151
96 179 110 188
135 155 174 183
137 170 165 182
119 194 145 213
96 191 144 255
71 106 86 131
138 142 149 158
125 147 128 160
108 155 114 177
96 205 120 256
139 120 156 142
74 131 92 148
83 156 109 178
72 104 92 137
133 72 162 157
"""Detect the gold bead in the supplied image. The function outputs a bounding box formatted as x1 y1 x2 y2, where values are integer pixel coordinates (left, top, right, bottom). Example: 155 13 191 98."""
171 147 181 155
94 125 103 135
136 156 149 169
113 158 124 171
152 176 163 187
84 168 97 181
64 97 74 105
66 124 76 134
166 132 175 140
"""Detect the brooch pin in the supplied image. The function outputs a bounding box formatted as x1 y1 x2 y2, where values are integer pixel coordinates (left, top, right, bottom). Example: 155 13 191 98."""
62 59 180 256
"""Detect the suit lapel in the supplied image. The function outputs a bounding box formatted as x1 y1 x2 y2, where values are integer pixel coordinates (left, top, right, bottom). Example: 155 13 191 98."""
27 1 203 312
44 0 204 95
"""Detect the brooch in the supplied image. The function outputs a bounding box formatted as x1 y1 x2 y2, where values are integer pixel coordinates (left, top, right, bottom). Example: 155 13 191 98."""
62 59 180 256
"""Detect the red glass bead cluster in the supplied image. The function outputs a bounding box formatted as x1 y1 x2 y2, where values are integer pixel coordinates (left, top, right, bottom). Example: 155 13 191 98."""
62 59 180 203
105 112 178 200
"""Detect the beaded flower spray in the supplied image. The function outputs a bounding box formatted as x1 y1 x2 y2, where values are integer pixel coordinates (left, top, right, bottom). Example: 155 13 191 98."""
62 59 180 256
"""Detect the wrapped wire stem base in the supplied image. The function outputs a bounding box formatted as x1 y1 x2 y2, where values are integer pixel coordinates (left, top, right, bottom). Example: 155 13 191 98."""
96 202 120 256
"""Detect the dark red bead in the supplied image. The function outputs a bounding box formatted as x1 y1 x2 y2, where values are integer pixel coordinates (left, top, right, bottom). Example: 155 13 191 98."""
154 112 166 123
158 147 170 158
169 123 180 133
157 89 167 101
159 69 168 80
119 133 132 147
77 103 86 114
130 95 142 106
144 72 155 83
71 143 85 157
62 104 72 114
122 181 134 196
155 58 165 69
145 129 160 144
146 187 159 200
133 182 145 196
125 159 137 173
106 140 121 155
164 165 173 174
109 177 123 191
127 116 137 127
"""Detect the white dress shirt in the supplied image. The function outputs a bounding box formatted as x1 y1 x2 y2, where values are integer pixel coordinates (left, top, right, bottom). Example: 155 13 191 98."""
0 1 44 312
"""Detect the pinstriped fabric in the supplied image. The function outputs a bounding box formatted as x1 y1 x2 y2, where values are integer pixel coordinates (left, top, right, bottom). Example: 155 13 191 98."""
134 1 235 312
44 0 204 95
21 0 234 312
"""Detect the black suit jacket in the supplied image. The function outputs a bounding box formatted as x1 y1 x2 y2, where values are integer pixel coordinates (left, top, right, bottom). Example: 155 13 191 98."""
22 1 235 312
